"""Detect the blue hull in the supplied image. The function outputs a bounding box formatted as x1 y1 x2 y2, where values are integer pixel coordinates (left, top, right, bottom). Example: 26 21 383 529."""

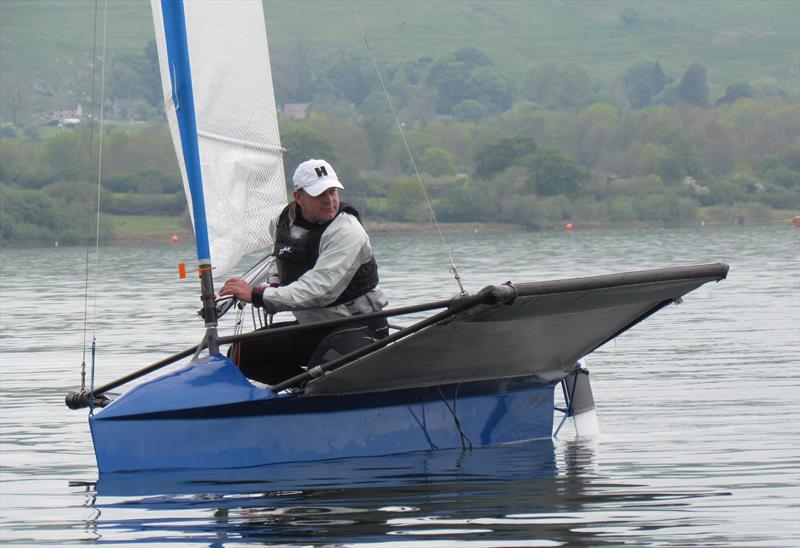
94 438 557 497
90 355 555 473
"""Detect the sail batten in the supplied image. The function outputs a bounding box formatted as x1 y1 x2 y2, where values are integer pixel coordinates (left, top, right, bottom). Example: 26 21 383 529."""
151 0 286 274
196 130 285 153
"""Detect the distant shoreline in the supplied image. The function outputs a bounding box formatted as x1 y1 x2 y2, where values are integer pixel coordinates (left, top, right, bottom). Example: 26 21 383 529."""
93 217 800 245
2 217 796 249
363 217 797 235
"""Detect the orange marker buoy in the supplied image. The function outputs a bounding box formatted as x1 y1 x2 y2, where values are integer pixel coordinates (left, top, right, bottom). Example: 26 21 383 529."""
170 234 181 244
565 223 574 232
793 216 800 228
178 263 187 279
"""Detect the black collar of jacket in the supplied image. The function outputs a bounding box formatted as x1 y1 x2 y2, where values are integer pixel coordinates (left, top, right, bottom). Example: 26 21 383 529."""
288 202 360 230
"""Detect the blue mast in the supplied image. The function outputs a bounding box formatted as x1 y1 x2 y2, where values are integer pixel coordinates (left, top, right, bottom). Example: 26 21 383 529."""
158 0 211 264
157 0 219 343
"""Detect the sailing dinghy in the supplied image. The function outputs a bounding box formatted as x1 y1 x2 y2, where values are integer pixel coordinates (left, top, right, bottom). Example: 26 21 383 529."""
66 0 728 473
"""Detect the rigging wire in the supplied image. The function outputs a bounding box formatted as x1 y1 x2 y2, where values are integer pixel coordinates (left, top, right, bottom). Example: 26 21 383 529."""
437 385 473 450
86 0 109 412
80 0 103 394
350 2 467 296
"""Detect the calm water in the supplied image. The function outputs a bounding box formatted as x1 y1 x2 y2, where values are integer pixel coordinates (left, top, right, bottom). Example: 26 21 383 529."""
1 225 798 547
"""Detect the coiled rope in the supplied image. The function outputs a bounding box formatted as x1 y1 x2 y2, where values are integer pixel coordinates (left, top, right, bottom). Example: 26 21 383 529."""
350 3 467 296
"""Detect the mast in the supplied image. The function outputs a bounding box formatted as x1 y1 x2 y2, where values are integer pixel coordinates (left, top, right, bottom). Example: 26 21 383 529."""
150 0 286 352
154 0 218 349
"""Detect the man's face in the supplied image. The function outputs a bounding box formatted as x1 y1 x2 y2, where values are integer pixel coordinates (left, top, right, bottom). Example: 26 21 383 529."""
294 187 340 223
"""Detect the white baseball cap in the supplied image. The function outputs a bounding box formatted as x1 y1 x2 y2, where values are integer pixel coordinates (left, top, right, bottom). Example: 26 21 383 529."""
292 159 344 197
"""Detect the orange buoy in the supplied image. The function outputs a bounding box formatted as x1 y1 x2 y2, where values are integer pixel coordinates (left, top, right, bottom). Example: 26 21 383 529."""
170 234 181 244
565 223 574 232
793 216 800 228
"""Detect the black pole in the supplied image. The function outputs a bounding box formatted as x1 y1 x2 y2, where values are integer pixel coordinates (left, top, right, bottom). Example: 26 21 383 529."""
64 296 460 410
271 284 516 392
216 297 455 346
270 302 470 392
198 262 219 354
65 343 202 410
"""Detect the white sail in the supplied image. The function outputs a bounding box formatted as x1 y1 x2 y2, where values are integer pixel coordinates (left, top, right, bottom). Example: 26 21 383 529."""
151 0 286 274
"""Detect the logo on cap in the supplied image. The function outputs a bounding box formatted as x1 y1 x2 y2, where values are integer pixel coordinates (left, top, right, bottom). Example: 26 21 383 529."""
314 166 328 178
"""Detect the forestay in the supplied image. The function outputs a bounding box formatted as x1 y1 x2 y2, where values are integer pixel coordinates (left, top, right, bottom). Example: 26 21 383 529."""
151 0 286 274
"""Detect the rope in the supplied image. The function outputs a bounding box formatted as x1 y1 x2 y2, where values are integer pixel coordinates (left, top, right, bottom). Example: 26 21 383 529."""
80 0 103 392
87 0 109 412
350 2 467 296
438 385 473 450
553 363 581 438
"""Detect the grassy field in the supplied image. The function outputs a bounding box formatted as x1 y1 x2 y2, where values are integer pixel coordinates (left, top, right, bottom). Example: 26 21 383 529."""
272 0 800 88
0 0 153 117
1 0 798 121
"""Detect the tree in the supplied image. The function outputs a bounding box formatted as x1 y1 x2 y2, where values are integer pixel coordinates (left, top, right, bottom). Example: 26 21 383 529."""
714 82 754 107
468 66 513 112
524 64 593 110
427 48 512 115
362 115 393 169
141 40 162 107
676 63 709 107
657 138 704 182
385 180 426 221
623 61 670 109
526 148 588 197
107 41 161 107
42 129 92 181
437 182 496 222
474 136 537 180
419 147 457 176
427 47 492 85
324 55 374 106
108 57 147 100
781 139 800 171
359 91 393 118
452 99 488 122
0 186 68 242
280 126 336 185
428 60 471 114
451 46 493 68
272 39 317 104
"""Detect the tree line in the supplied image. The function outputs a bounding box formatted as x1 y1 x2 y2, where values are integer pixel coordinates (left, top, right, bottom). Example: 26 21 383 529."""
71 41 795 124
2 90 797 244
1 41 798 244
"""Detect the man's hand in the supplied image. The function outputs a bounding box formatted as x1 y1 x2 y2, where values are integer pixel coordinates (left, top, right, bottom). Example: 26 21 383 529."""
219 278 253 302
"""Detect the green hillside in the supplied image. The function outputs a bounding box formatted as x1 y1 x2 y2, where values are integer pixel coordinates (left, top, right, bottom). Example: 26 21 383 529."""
1 0 798 122
266 0 800 88
0 0 152 119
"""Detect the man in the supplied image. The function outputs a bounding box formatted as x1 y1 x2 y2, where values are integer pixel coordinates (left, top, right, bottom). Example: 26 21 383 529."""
220 159 388 383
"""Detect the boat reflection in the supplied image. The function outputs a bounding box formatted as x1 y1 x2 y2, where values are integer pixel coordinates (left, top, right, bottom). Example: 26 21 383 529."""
78 440 567 543
94 438 559 498
80 440 663 546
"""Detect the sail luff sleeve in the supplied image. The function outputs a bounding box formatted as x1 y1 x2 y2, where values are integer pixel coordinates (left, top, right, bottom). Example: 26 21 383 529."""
155 0 211 263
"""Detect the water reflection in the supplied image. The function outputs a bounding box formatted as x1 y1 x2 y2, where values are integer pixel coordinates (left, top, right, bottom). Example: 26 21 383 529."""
80 438 727 546
87 440 560 544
